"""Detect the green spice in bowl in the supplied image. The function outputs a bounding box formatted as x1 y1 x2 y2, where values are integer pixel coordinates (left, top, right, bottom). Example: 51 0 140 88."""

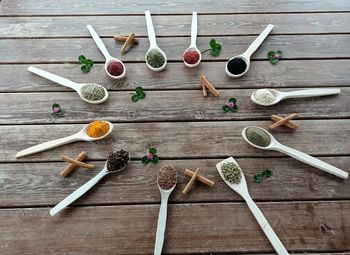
81 83 106 101
245 127 271 147
146 49 166 68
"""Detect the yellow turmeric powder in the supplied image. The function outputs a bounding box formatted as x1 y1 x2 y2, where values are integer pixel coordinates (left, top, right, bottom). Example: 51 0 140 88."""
86 121 110 138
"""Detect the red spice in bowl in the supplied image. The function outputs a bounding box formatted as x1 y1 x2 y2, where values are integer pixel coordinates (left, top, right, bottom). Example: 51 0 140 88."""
183 50 200 64
107 61 124 77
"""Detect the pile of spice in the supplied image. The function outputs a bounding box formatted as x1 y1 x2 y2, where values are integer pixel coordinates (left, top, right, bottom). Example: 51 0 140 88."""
86 121 110 138
81 84 106 101
107 61 124 77
157 165 177 190
253 89 276 105
227 58 247 75
246 127 271 147
221 162 242 184
146 49 165 68
106 149 130 172
183 50 200 64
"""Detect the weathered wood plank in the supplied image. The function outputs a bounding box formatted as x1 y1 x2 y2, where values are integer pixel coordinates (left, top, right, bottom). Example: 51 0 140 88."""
2 120 350 162
1 13 350 38
0 157 349 207
0 88 347 124
1 0 350 15
0 201 348 254
1 60 349 92
0 35 349 63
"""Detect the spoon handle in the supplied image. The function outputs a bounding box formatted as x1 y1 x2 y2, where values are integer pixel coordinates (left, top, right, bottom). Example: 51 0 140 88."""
244 195 289 255
145 10 158 49
244 24 274 58
283 88 341 99
275 143 348 179
50 168 109 216
154 196 169 255
16 133 81 158
28 66 80 91
87 24 113 60
190 11 198 48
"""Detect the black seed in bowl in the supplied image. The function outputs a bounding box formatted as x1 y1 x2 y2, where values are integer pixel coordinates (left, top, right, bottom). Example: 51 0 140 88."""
106 149 129 172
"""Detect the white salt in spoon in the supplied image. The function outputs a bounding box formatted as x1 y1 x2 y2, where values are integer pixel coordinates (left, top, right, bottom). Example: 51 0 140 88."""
28 66 109 104
183 11 201 68
154 166 178 255
216 157 289 255
87 24 126 79
15 121 113 158
226 24 274 78
251 88 341 106
50 150 130 216
145 10 167 72
242 126 348 179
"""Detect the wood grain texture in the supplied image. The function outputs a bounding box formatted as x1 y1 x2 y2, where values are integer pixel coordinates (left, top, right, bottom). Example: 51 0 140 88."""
2 120 350 162
0 157 349 207
1 60 349 92
1 0 350 15
1 13 350 38
1 35 349 63
0 201 348 254
0 88 348 124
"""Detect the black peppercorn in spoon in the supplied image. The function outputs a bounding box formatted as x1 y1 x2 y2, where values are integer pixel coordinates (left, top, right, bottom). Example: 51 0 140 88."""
50 149 130 216
225 24 274 78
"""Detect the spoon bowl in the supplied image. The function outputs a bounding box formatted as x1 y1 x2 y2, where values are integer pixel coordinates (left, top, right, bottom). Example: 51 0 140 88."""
16 121 114 158
87 24 126 79
251 88 341 106
28 66 109 104
226 24 274 78
242 126 348 179
145 10 167 72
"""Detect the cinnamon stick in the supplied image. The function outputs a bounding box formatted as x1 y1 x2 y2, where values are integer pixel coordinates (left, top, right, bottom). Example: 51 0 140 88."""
202 82 208 97
269 113 298 130
120 33 136 54
271 114 299 130
185 169 215 187
113 35 139 44
61 155 95 169
182 168 200 194
200 74 220 97
60 151 87 177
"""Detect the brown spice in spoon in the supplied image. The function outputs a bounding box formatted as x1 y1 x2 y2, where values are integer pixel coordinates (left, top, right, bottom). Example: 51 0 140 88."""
157 165 177 190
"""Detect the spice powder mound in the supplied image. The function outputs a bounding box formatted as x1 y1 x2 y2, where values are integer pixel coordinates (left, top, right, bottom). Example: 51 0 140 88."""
221 162 242 184
183 50 200 64
81 84 106 101
157 165 177 190
246 127 271 147
106 149 130 172
86 121 110 138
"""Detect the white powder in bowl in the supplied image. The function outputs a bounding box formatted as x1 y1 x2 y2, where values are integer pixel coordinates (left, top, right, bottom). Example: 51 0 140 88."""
253 89 276 105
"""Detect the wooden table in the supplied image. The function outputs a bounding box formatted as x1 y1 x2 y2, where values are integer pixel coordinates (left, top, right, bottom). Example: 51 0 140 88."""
0 1 349 254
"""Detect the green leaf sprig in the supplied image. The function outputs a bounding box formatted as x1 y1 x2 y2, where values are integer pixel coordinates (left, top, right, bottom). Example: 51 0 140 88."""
131 86 146 102
254 169 272 183
267 50 284 64
141 147 159 164
223 98 238 112
201 38 222 57
78 55 94 73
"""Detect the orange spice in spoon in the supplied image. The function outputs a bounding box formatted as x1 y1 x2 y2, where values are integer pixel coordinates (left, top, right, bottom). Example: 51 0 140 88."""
86 121 110 138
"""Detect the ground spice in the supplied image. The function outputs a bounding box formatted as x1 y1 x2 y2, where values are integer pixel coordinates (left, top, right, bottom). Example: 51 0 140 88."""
157 165 177 190
246 127 271 147
146 49 165 68
253 89 276 105
106 149 130 172
227 58 247 75
183 50 200 64
86 121 110 138
107 61 124 76
81 84 106 101
221 162 242 184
